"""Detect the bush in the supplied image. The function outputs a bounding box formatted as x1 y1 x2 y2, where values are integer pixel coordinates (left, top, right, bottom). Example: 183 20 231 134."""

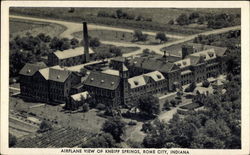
96 103 106 110
82 104 89 112
128 120 137 126
38 120 52 133
89 37 101 47
202 80 210 88
170 99 177 107
9 134 17 147
184 82 196 92
163 100 171 110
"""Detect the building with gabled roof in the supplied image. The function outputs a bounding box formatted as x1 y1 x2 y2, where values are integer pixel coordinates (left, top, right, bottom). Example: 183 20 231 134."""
19 64 81 104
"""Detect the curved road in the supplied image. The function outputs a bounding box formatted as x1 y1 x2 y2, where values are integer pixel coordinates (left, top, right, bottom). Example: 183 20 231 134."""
10 15 241 57
10 15 185 39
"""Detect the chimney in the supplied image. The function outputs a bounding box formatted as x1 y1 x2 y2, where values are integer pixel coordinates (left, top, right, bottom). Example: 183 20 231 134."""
83 22 89 63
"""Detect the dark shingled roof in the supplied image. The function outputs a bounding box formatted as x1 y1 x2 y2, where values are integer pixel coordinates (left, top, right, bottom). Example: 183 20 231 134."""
128 57 179 73
111 56 126 63
187 43 228 57
19 62 47 76
39 67 71 83
84 71 120 90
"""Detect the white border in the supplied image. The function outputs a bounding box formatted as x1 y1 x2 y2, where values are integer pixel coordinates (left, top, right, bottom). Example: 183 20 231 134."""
1 1 249 155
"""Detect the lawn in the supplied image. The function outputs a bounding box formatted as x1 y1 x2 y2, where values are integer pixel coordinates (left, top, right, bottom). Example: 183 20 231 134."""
73 29 175 45
9 96 106 133
93 44 140 55
10 18 67 38
179 102 201 110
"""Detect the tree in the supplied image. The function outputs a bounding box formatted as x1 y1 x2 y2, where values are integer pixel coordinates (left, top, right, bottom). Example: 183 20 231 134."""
9 134 17 147
184 82 196 92
138 95 160 118
176 13 190 26
202 80 210 88
163 100 171 110
168 19 174 25
109 47 122 56
82 133 117 148
82 104 89 112
170 99 177 107
102 117 126 142
70 38 79 47
155 32 168 43
38 120 52 133
89 37 101 47
133 30 147 41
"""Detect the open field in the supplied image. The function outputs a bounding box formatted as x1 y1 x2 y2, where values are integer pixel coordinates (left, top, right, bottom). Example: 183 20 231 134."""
10 18 66 38
9 96 107 133
93 44 140 55
11 7 241 35
179 102 201 110
73 29 176 45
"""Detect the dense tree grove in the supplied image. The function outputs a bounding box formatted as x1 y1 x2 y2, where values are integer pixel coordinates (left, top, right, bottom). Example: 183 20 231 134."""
97 9 152 22
138 95 160 118
9 33 81 77
175 12 240 29
102 117 126 142
82 133 118 148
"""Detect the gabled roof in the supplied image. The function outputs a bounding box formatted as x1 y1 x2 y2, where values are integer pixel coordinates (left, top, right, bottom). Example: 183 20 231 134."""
101 69 119 76
128 71 165 89
111 56 126 63
128 75 147 89
38 67 71 83
144 71 165 82
19 62 47 76
84 71 120 90
190 48 217 61
128 57 178 73
53 46 94 59
187 43 228 57
71 91 89 101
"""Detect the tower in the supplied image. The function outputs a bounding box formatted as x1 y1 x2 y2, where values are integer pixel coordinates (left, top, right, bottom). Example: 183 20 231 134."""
83 22 89 63
119 63 129 105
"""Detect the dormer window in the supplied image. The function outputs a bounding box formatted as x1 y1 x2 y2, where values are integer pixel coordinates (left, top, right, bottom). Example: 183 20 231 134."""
101 80 104 83
90 78 94 81
182 61 187 65
111 82 114 85
57 75 60 79
134 81 139 85
27 69 31 73
157 75 161 79
177 63 181 66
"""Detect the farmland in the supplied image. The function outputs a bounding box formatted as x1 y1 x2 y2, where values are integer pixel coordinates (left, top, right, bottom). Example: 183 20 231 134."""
15 127 95 148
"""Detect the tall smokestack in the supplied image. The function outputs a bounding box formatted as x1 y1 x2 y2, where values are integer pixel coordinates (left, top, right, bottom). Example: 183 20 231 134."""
83 22 89 63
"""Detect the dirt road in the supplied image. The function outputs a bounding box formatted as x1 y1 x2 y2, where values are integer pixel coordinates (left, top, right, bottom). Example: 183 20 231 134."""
10 15 241 58
10 15 185 39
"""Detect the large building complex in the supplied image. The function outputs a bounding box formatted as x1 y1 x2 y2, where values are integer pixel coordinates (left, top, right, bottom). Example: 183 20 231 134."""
19 21 229 106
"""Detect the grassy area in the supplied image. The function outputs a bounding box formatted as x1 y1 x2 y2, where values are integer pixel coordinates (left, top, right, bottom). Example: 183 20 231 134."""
73 29 176 45
11 7 240 35
9 96 106 133
10 18 67 38
93 44 140 55
179 102 201 110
